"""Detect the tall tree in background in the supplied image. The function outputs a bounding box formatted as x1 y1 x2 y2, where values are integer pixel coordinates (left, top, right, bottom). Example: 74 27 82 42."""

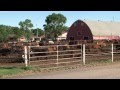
31 28 44 37
12 27 24 39
43 13 67 41
0 26 8 42
19 19 33 31
18 19 34 39
0 25 25 42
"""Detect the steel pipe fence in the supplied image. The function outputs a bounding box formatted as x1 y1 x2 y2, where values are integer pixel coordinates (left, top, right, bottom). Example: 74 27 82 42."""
1 43 120 68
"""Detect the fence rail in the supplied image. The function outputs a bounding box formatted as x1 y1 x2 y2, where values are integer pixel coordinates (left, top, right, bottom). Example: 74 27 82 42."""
21 43 120 67
27 44 82 67
1 43 120 68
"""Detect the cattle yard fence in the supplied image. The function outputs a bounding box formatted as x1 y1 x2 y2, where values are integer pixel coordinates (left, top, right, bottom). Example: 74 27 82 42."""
1 43 120 67
24 43 120 67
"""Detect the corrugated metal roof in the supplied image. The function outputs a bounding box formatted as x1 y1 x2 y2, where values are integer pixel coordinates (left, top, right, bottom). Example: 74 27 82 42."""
83 20 120 36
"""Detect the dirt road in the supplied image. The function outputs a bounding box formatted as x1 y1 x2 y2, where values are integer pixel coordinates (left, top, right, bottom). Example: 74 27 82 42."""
8 62 120 79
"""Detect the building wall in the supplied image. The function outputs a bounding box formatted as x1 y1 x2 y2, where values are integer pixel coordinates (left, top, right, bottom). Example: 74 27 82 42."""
18 37 26 42
93 35 120 40
57 32 67 40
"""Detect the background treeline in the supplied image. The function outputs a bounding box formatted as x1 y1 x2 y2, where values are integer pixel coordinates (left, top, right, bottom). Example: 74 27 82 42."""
0 13 68 42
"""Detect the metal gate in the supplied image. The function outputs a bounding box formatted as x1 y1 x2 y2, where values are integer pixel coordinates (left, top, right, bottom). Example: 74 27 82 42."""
26 44 82 67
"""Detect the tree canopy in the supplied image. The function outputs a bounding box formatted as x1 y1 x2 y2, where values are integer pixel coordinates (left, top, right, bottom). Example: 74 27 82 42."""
0 25 24 42
18 19 34 40
31 28 44 37
43 13 67 41
19 19 33 31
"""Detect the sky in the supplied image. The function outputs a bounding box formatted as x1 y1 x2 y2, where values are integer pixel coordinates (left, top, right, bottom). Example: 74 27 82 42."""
0 11 120 29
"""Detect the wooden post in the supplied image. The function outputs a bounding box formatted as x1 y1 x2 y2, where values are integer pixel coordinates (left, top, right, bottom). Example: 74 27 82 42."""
112 43 114 62
24 46 28 67
57 45 59 66
28 46 30 65
83 44 85 65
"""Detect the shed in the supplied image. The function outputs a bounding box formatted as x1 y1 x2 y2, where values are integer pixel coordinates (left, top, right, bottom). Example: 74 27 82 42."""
67 20 120 41
66 20 93 41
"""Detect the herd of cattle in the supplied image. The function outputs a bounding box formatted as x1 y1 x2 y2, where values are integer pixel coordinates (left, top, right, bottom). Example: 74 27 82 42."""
0 40 120 63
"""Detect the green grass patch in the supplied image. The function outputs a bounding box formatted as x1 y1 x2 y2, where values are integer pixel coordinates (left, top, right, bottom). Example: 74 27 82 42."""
0 66 35 78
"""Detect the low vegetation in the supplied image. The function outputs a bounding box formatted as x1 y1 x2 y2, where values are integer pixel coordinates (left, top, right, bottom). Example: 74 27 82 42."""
0 66 34 78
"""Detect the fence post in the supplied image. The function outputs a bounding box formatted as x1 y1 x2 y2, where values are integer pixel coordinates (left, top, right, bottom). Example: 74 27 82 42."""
57 45 59 66
28 46 30 65
83 44 85 65
112 43 114 62
81 44 83 62
24 46 28 67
